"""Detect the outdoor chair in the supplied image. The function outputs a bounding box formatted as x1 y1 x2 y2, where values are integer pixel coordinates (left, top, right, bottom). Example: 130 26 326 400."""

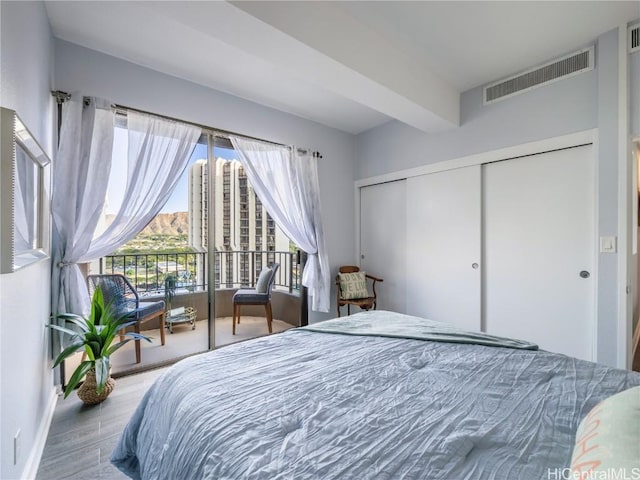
87 274 165 364
232 263 280 335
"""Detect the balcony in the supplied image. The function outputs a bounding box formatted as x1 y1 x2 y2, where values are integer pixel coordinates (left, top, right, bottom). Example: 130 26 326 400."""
79 249 305 377
98 249 301 293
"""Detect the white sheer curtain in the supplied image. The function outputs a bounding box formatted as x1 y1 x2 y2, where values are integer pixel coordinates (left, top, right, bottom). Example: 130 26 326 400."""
51 96 115 320
230 137 330 312
84 111 201 260
52 102 201 330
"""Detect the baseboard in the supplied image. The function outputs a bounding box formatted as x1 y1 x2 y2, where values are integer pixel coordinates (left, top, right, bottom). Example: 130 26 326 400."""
21 387 58 480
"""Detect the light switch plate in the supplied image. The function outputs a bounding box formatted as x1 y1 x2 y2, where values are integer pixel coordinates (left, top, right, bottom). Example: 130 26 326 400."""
599 236 617 253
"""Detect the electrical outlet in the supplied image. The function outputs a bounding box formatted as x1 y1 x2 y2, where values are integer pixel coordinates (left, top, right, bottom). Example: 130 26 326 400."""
13 430 20 465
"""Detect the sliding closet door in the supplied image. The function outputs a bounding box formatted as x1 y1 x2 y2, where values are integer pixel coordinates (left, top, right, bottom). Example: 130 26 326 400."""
360 180 407 313
483 145 595 361
406 166 482 331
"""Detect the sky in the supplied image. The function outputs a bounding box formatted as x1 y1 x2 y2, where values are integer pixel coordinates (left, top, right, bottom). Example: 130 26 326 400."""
105 131 237 214
160 143 237 213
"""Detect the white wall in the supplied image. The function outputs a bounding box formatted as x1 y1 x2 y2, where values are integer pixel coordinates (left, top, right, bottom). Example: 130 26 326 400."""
630 48 639 343
0 2 56 479
54 39 357 323
595 28 621 369
355 60 597 180
355 29 631 368
632 49 640 139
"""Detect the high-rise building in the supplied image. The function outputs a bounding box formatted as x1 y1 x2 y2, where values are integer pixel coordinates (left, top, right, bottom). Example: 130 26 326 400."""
188 159 208 251
188 158 290 288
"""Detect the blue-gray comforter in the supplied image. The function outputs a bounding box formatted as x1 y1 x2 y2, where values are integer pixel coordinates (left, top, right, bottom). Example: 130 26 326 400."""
112 311 640 479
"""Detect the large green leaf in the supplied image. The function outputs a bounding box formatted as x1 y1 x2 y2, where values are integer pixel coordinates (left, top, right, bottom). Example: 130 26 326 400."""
105 333 149 355
57 315 90 333
47 323 82 338
86 320 98 336
94 357 110 394
84 332 101 348
91 286 104 324
64 361 93 399
105 339 133 356
98 323 113 344
124 332 152 342
115 320 138 332
86 341 101 360
52 340 85 367
55 312 84 321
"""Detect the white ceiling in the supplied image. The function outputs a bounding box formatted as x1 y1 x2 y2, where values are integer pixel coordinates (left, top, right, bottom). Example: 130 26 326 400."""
45 1 639 135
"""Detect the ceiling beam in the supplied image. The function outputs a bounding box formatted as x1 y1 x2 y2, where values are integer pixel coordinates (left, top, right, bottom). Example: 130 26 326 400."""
164 1 458 133
228 1 460 132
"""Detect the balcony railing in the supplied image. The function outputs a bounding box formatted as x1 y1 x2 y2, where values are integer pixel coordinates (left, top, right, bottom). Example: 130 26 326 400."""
97 250 302 297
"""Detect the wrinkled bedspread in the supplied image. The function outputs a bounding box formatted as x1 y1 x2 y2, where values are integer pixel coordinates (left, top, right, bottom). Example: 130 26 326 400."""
112 311 640 480
302 311 538 350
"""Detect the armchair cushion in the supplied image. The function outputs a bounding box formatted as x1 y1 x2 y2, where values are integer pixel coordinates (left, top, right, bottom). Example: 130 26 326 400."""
339 272 370 300
135 301 166 321
255 267 273 293
233 289 271 305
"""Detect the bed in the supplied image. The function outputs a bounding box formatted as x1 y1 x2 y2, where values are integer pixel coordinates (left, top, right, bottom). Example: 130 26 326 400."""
111 311 640 479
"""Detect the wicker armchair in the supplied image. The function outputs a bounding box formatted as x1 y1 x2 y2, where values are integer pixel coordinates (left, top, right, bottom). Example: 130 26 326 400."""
87 274 165 363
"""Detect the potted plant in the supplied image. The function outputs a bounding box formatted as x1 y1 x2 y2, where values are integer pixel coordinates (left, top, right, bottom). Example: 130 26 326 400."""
48 285 150 405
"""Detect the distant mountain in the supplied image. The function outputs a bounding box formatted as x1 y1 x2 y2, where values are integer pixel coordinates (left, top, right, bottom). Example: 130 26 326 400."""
105 212 189 236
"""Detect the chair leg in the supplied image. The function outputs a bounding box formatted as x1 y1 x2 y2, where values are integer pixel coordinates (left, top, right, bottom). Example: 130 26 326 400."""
159 312 166 346
265 302 273 334
337 304 341 317
347 304 351 316
232 303 238 335
134 323 141 364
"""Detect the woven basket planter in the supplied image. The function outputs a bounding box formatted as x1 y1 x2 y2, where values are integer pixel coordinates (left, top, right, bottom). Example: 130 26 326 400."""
77 369 115 405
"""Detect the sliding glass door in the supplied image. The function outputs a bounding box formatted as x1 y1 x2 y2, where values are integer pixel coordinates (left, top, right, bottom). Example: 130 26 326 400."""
66 132 305 382
209 136 303 349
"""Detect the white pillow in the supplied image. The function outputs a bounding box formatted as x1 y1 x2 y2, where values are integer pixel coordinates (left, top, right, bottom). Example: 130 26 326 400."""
570 386 640 476
339 272 370 300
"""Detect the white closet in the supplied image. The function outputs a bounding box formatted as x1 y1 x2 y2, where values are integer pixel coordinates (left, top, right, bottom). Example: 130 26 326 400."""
406 166 482 332
360 180 407 314
482 145 595 361
360 144 596 361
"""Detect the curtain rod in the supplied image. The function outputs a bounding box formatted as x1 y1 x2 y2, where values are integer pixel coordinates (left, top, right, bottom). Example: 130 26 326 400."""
51 90 322 158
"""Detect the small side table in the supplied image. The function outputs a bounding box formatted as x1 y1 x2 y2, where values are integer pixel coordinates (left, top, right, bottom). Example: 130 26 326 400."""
165 306 197 333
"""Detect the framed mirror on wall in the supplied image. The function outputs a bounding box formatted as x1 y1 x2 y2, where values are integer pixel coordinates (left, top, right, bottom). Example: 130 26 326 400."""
1 107 51 273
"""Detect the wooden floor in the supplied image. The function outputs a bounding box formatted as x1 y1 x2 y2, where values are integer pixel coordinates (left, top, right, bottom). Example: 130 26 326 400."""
36 367 167 480
64 316 293 379
36 316 294 479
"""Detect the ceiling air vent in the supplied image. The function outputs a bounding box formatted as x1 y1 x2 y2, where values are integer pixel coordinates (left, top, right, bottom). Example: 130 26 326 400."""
484 46 594 104
630 23 640 53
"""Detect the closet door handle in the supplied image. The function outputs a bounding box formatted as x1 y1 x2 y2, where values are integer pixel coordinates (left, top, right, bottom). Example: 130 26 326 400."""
472 263 479 269
579 270 590 279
